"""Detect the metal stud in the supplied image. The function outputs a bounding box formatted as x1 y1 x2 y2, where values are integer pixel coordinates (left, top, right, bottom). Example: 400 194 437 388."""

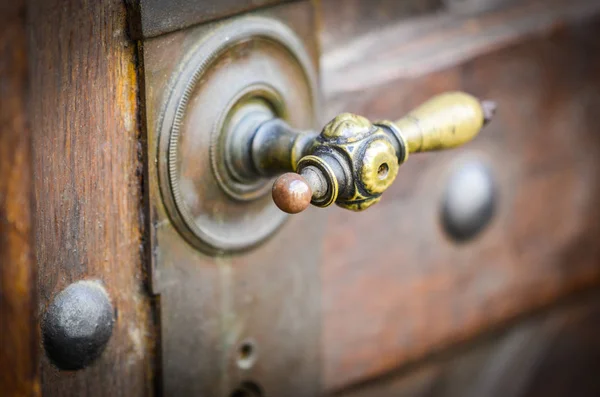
442 159 496 241
42 280 113 370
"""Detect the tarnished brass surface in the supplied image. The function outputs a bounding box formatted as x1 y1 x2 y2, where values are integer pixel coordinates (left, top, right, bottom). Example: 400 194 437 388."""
131 0 300 39
227 91 493 214
143 3 322 396
156 14 318 252
301 113 403 211
395 91 486 153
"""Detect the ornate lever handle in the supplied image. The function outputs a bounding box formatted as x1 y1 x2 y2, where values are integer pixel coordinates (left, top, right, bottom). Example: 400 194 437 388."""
226 92 495 214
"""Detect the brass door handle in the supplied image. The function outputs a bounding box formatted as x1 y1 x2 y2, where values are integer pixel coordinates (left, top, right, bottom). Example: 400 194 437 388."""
154 19 497 252
226 91 496 214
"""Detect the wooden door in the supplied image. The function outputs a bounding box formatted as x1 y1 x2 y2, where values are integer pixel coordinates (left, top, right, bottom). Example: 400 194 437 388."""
0 1 39 396
8 0 600 396
28 0 155 396
319 1 600 395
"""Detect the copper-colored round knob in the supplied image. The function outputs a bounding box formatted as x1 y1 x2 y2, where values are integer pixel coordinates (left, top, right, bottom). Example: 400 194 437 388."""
272 173 312 214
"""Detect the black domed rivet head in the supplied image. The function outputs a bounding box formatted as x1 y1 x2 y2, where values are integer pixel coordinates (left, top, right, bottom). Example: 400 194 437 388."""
42 280 114 370
442 160 496 241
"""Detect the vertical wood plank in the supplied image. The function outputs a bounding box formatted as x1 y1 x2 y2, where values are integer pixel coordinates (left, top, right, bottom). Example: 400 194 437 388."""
29 1 155 395
0 1 39 396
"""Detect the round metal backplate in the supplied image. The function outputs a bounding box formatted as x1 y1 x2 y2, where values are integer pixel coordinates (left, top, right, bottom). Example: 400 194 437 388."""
158 17 318 253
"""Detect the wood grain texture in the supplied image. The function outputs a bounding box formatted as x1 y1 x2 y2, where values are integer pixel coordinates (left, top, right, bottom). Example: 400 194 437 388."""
318 0 441 53
334 292 600 397
29 1 155 395
0 1 39 396
321 0 600 96
320 2 600 392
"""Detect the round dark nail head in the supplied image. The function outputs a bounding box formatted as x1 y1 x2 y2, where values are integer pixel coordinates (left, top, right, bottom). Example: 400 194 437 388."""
442 160 496 241
43 280 113 370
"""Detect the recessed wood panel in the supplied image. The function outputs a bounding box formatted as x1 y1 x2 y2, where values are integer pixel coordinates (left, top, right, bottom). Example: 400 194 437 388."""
321 4 600 392
334 293 600 397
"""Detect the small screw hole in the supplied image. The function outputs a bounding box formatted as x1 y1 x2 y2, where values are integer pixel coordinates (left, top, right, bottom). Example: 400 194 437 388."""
237 339 257 369
239 343 253 359
378 163 389 179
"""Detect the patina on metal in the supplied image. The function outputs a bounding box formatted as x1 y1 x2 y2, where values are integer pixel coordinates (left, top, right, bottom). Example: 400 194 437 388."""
131 0 300 39
157 15 318 253
143 3 322 396
223 92 495 214
42 280 113 371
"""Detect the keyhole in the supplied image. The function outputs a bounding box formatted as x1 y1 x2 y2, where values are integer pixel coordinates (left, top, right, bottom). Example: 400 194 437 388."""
378 163 389 179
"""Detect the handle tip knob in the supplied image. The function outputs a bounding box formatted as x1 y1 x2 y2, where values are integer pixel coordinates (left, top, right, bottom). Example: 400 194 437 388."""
272 173 312 214
481 100 497 125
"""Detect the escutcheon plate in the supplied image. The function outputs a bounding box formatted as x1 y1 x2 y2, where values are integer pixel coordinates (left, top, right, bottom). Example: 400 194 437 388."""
158 16 318 253
143 4 323 396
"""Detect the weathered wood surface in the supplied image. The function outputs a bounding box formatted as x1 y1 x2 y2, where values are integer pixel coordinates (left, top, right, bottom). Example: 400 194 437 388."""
0 1 39 396
26 0 600 395
321 0 600 96
320 0 600 392
334 292 600 397
30 0 155 395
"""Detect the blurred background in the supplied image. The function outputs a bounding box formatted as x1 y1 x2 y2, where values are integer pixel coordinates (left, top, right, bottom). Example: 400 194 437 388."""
319 0 600 396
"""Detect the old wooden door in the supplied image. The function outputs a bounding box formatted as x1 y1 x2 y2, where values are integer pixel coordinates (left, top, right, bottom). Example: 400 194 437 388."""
3 0 600 396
